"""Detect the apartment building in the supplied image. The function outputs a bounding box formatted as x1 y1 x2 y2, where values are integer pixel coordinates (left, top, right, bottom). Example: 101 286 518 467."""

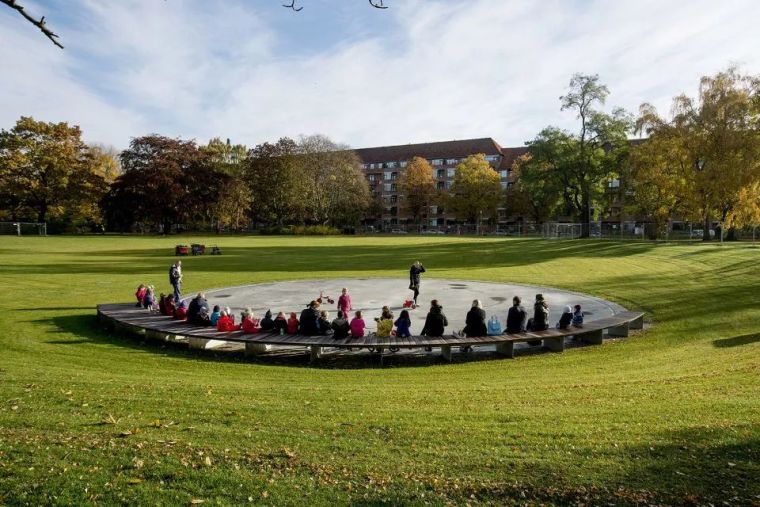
354 138 527 229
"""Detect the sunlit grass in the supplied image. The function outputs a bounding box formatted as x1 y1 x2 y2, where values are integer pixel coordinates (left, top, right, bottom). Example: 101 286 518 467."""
0 235 758 505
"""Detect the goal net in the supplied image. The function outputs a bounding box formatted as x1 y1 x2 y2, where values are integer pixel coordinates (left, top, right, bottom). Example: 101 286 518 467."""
542 222 583 239
0 222 47 236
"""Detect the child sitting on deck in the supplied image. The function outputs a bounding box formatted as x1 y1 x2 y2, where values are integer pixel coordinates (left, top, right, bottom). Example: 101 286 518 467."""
217 310 238 332
273 311 288 334
210 305 221 326
375 306 394 337
260 310 274 331
143 286 158 312
557 305 573 330
241 308 260 334
174 300 188 320
287 312 299 334
350 310 366 338
331 311 350 339
572 304 584 328
394 309 412 338
318 310 332 335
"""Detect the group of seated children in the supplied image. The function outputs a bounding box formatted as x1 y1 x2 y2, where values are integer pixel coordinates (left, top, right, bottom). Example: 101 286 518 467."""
136 284 585 339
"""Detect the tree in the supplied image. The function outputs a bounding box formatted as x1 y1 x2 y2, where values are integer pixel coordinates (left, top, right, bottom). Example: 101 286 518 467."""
398 156 435 226
635 67 760 241
506 153 563 224
246 138 301 226
448 154 502 226
0 116 109 224
625 135 692 238
201 137 247 176
294 135 370 226
554 74 633 235
101 135 213 233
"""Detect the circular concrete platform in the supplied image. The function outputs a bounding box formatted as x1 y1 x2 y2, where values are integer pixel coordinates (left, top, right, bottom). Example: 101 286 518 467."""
202 278 624 333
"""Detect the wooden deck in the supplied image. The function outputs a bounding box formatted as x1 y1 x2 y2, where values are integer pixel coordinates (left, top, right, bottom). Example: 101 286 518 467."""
96 303 644 362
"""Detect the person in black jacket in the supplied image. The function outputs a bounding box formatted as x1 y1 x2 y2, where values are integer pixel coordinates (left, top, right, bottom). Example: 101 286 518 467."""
526 293 549 332
421 299 448 337
187 292 209 323
557 305 573 330
331 311 350 339
260 310 274 331
409 261 426 307
463 299 487 337
299 300 321 335
506 296 527 333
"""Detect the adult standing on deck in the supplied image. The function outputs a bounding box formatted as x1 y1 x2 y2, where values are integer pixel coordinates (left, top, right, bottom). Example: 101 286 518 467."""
169 260 182 302
409 261 426 308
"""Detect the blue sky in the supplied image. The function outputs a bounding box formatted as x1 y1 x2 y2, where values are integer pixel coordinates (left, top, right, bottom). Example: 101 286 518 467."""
2 0 760 150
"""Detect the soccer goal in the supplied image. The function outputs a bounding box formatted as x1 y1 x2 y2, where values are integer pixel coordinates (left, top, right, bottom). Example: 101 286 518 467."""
0 222 47 236
542 222 583 239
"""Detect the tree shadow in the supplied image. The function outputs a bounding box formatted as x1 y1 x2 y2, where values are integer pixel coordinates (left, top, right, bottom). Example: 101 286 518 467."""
3 239 661 276
713 333 760 348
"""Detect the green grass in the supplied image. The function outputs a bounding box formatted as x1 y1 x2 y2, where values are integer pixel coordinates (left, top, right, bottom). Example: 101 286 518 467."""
0 235 758 506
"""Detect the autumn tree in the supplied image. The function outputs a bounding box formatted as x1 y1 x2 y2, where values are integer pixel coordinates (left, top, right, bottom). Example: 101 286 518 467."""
635 67 760 241
294 135 370 226
101 135 215 233
200 137 250 230
448 154 502 225
398 156 435 226
0 116 111 225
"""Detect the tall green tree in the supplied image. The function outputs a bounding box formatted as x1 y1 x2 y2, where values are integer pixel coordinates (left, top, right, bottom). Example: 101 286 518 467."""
246 138 301 226
0 116 110 224
448 154 502 225
398 156 435 226
506 153 563 224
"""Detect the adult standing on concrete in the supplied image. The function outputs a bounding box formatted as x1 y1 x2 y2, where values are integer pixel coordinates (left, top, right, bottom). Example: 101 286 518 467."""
169 260 182 302
408 261 426 308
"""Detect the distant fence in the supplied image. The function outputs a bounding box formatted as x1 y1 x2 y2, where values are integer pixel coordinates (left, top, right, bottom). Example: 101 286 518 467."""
0 222 47 236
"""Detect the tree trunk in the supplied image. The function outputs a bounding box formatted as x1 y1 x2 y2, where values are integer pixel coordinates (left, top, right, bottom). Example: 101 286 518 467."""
581 186 591 238
702 214 712 242
37 201 48 223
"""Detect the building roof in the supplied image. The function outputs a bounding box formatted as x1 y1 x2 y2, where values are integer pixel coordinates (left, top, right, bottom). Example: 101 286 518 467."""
354 137 504 163
498 146 529 170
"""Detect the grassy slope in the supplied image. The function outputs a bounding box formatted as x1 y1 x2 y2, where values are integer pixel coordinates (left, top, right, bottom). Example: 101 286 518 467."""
0 236 758 506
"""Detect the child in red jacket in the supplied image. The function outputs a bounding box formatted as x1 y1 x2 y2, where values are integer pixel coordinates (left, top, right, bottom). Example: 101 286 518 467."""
216 310 238 332
174 300 188 320
286 312 299 334
241 308 260 334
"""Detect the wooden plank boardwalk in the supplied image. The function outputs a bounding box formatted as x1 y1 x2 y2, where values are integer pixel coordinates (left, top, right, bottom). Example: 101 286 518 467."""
97 303 644 363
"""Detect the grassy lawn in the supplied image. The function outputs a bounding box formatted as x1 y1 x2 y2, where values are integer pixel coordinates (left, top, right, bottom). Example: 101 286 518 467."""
0 235 758 505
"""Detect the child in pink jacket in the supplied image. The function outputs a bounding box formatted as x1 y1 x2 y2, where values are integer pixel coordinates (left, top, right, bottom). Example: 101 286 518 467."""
350 310 365 338
337 287 352 317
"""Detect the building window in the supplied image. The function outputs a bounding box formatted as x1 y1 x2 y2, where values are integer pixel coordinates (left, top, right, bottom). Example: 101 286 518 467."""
437 181 445 190
383 183 392 192
430 205 438 214
400 160 408 168
437 169 445 179
499 170 508 179
431 159 443 166
387 161 397 168
608 178 620 188
430 218 438 226
446 168 455 177
446 158 458 165
391 183 397 192
390 195 397 203
445 181 453 190
501 181 508 190
391 172 398 180
368 174 376 182
507 182 515 189
384 171 393 181
485 155 500 162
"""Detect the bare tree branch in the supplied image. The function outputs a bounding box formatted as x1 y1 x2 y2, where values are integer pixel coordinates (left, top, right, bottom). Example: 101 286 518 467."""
282 0 389 11
282 0 303 12
1 0 63 48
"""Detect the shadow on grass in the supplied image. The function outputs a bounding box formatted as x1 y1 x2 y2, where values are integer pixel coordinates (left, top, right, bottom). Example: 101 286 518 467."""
713 333 760 348
4 239 661 276
45 314 560 370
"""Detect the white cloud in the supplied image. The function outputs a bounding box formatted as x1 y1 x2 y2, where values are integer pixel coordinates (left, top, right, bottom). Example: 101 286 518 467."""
2 0 760 149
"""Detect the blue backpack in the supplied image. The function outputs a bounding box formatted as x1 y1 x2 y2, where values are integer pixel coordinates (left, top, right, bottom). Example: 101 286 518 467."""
487 316 503 335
